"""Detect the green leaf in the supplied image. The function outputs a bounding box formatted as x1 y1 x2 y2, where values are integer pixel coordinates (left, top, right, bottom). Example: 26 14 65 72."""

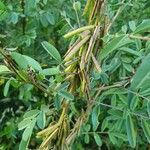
73 1 81 11
54 94 62 110
40 14 48 27
120 47 141 57
129 96 139 110
108 132 118 144
11 52 42 71
0 1 6 10
130 53 150 90
129 21 136 31
10 78 20 88
10 12 19 24
3 78 11 97
43 0 47 5
58 90 74 100
23 109 40 118
123 63 133 73
110 132 127 141
41 41 61 62
134 20 150 34
40 67 60 76
41 104 50 113
46 12 55 25
147 102 150 117
121 25 127 33
126 114 136 148
94 133 102 146
19 119 36 150
18 118 32 130
23 55 42 71
128 53 150 106
19 139 29 150
108 109 122 119
84 134 90 144
0 65 11 74
101 119 108 132
84 124 91 132
37 111 46 129
141 119 150 143
56 82 70 91
100 35 132 60
92 105 100 131
0 1 8 21
22 119 36 141
135 39 142 50
11 52 28 69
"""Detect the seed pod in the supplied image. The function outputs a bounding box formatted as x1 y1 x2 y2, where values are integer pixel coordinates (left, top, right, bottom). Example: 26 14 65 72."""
64 25 94 39
64 35 90 62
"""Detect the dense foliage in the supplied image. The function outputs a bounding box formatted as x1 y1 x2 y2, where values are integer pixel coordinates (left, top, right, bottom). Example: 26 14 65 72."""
1 0 150 149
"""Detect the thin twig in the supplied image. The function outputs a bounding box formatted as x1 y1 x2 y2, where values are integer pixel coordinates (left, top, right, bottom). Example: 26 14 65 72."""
95 84 150 103
82 131 108 135
95 101 150 120
95 81 150 104
106 0 125 33
94 82 127 92
125 88 150 102
93 81 150 120
73 0 80 27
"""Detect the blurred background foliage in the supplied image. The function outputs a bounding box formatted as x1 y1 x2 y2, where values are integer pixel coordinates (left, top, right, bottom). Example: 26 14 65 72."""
0 0 150 149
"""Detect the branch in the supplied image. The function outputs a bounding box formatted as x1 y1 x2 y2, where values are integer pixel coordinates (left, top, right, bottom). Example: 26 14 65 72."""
129 34 150 41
